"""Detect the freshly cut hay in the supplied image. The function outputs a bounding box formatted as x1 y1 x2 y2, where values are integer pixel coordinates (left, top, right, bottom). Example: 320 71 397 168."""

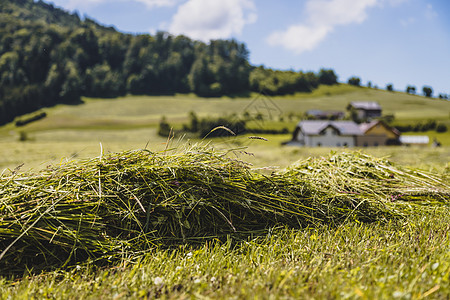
0 145 448 273
284 152 449 204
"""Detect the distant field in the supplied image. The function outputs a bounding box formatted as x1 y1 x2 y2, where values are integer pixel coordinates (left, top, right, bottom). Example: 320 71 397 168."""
1 135 449 174
0 84 448 171
2 85 449 134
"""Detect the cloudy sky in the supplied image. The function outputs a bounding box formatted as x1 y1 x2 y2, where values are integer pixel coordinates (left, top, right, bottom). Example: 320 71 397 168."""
45 0 449 95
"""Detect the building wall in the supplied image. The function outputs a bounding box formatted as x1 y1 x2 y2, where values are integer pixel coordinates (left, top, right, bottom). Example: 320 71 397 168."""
365 123 397 139
356 135 387 147
308 135 355 147
365 109 382 118
356 110 365 120
295 130 305 145
306 127 355 147
356 109 381 119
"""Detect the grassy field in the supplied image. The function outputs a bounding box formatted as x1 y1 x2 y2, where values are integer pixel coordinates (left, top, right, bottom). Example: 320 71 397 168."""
0 84 448 171
1 135 449 173
1 208 448 299
2 85 449 135
0 85 449 299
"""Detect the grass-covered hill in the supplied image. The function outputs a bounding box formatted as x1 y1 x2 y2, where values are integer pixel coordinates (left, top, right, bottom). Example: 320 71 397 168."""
5 84 450 138
0 83 448 173
0 0 339 126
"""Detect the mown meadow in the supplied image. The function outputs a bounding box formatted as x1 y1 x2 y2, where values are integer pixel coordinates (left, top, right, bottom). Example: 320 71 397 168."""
0 85 449 299
1 84 449 170
1 209 449 299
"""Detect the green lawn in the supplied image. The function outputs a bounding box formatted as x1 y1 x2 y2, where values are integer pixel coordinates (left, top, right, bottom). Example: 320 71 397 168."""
1 206 448 299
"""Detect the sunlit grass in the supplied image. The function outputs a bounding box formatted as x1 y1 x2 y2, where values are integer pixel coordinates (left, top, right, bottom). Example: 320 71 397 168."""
1 132 449 173
1 207 448 299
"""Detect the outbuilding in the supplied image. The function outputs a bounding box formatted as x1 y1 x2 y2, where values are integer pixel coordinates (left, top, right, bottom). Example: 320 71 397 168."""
399 135 430 146
347 101 382 121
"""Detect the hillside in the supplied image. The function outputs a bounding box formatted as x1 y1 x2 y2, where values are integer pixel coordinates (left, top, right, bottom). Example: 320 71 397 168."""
6 84 450 132
0 0 340 125
0 84 448 172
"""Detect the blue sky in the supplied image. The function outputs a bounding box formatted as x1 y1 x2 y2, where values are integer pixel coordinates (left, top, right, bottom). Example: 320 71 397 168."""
44 0 449 96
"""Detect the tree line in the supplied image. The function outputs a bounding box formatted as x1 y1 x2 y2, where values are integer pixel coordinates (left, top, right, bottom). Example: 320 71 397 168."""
0 0 338 125
347 76 447 99
158 111 290 139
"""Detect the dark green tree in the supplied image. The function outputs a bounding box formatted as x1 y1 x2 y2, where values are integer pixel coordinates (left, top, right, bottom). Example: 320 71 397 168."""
188 111 199 132
436 124 447 133
347 77 361 86
84 63 125 97
406 85 416 94
422 86 433 97
318 68 338 85
157 116 171 136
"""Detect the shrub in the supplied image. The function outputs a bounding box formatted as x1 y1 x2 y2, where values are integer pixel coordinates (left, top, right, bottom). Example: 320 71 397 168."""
15 111 47 127
436 124 447 133
347 77 361 86
18 131 28 141
157 116 171 137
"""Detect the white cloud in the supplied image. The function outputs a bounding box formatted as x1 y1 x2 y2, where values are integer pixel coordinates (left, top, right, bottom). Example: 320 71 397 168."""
267 25 330 54
168 0 257 42
379 0 409 7
134 0 179 9
306 0 376 26
267 0 377 55
400 17 416 27
425 3 438 20
54 0 178 10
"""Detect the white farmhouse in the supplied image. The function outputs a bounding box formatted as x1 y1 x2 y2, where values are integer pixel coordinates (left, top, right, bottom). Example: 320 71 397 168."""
290 120 363 147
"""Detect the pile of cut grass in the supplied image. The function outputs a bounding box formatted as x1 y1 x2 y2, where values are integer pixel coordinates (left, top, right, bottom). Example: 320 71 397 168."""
0 144 448 274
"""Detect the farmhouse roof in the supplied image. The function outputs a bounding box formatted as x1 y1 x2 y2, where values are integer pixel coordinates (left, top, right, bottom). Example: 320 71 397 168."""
297 120 363 136
359 120 401 136
349 101 382 110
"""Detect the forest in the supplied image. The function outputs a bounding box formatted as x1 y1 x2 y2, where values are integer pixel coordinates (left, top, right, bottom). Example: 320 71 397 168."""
0 0 338 125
